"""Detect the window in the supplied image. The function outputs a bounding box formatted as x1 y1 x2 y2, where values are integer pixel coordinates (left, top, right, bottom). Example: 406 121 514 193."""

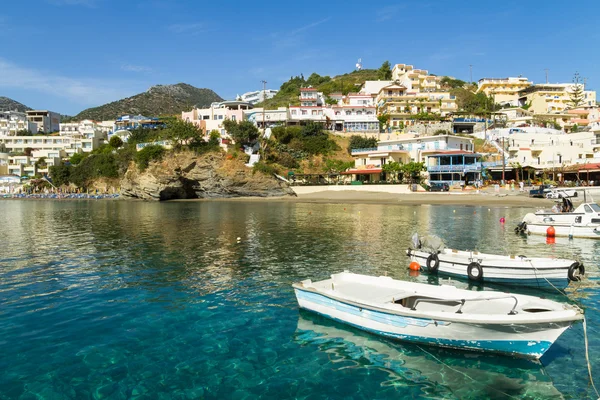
301 110 307 115
345 111 351 115
231 115 236 121
357 111 362 115
218 115 224 120
203 115 209 120
312 110 317 115
335 111 340 115
366 111 373 115
291 110 297 115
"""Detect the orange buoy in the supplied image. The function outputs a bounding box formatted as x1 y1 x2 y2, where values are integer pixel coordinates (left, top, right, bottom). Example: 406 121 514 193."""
409 269 420 277
409 261 421 271
547 226 556 238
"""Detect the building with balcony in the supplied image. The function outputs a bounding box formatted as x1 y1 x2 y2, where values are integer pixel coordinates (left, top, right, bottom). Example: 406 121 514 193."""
299 87 324 106
391 64 442 93
375 83 458 129
476 77 533 106
502 130 600 172
243 107 288 129
517 83 596 114
0 111 35 136
182 101 253 140
427 151 488 185
113 114 165 136
347 134 475 183
60 120 107 148
26 110 60 133
238 89 278 105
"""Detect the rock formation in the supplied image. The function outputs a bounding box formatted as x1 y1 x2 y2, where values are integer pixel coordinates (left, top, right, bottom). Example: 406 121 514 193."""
120 151 295 201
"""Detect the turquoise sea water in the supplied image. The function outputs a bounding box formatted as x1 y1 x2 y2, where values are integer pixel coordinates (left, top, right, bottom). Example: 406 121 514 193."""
1 199 599 399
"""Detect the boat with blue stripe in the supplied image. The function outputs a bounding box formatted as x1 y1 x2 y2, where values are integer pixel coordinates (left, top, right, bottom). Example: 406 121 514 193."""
293 272 583 359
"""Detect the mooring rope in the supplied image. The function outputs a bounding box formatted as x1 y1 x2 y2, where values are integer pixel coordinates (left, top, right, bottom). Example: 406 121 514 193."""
527 260 598 398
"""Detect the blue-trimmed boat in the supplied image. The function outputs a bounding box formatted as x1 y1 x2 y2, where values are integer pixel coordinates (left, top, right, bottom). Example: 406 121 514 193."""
293 272 583 359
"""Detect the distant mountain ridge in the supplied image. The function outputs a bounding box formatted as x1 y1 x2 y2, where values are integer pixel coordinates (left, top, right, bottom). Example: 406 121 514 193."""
0 96 31 112
74 83 224 121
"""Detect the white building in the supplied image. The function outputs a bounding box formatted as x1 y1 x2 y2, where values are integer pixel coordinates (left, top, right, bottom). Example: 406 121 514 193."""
244 107 288 129
351 134 474 165
0 111 35 136
182 101 253 142
238 89 278 105
26 110 60 133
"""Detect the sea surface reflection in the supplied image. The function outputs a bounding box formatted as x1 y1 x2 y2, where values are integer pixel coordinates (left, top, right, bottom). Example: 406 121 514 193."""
0 199 598 399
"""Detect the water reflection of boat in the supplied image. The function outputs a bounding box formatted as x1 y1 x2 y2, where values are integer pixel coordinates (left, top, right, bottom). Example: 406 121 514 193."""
295 311 564 399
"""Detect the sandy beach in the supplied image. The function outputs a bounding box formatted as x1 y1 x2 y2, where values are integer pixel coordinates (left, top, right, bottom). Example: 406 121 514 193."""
202 188 556 208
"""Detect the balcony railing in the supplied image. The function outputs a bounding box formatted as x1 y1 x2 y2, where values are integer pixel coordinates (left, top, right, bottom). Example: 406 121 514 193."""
427 164 482 172
351 147 378 154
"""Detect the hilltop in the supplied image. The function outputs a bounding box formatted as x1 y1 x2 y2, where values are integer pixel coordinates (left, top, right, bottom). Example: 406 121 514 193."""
0 96 31 112
74 83 224 121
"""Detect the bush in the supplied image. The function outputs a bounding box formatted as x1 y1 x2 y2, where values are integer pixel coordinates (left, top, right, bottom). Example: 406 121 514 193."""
135 145 165 171
70 152 88 165
109 135 123 149
348 135 377 151
70 153 119 187
253 161 277 175
49 163 72 186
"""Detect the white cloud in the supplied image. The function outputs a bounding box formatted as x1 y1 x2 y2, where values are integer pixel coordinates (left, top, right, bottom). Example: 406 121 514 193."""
0 58 140 106
289 17 331 35
121 64 152 73
168 23 204 34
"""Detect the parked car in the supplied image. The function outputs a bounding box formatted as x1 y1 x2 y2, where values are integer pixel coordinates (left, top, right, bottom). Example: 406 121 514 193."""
529 184 553 198
429 182 449 192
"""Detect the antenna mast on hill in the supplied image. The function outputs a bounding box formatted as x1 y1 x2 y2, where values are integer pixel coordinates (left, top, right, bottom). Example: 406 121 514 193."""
356 58 362 71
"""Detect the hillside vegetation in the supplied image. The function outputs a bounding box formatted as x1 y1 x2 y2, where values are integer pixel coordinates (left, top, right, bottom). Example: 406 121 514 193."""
257 69 380 109
74 83 224 121
0 97 31 112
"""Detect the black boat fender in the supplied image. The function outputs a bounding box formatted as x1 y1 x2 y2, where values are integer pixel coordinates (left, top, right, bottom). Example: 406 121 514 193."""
568 262 585 281
467 262 484 282
426 253 440 273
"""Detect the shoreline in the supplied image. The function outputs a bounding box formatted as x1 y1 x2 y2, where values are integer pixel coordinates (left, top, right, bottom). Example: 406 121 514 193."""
184 190 554 207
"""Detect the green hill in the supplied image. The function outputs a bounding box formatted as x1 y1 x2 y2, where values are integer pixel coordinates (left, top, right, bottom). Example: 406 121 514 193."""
257 69 380 109
74 83 224 121
0 96 31 112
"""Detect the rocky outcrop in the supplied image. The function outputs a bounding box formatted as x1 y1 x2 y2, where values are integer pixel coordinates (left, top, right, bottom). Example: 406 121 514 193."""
120 151 296 201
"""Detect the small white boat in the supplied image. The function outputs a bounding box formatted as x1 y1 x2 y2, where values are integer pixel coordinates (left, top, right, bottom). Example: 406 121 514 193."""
293 271 583 359
517 201 600 240
406 234 584 288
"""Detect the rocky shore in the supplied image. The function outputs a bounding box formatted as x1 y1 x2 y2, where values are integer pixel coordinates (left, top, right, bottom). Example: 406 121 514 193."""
120 151 295 201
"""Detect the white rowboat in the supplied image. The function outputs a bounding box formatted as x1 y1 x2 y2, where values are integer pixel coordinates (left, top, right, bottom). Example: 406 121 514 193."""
293 272 583 359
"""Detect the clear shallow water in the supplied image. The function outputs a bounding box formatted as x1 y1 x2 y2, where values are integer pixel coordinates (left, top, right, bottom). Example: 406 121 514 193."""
1 200 599 399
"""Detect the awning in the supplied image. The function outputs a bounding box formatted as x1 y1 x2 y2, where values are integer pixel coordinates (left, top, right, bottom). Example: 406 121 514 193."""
341 168 382 175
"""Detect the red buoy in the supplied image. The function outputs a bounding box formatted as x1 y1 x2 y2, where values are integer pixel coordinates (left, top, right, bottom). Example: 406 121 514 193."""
546 236 556 244
500 217 506 224
547 226 556 238
409 261 421 271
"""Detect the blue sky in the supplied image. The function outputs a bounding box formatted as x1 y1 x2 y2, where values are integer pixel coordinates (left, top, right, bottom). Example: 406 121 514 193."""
1 0 599 115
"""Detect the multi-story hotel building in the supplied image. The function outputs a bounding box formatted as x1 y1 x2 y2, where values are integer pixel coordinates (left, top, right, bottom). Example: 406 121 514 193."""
239 89 278 105
517 83 597 114
375 83 457 129
182 101 253 139
26 110 60 133
0 111 35 136
476 77 533 106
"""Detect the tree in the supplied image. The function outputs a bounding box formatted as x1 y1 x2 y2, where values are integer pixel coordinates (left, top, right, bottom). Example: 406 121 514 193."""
70 152 87 165
323 159 354 173
377 114 390 132
49 163 72 186
135 145 165 171
222 120 260 146
163 119 203 149
208 130 220 147
382 161 403 181
378 61 392 80
402 162 426 183
109 135 123 149
569 72 585 107
301 121 324 137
